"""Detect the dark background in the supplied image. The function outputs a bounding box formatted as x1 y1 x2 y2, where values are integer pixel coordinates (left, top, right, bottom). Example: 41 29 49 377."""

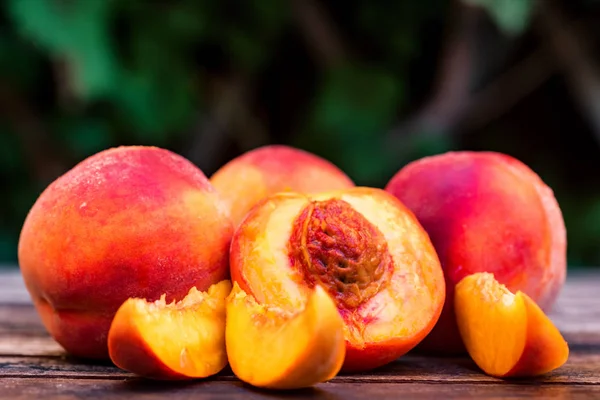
1 0 599 268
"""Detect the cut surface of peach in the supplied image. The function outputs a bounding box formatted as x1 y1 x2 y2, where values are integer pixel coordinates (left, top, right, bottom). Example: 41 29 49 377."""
225 282 346 389
108 280 231 380
455 272 568 378
230 188 446 371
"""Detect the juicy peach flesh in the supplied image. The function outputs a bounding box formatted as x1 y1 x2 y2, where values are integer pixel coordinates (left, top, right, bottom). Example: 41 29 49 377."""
385 151 566 354
225 282 345 389
108 281 231 380
18 146 233 358
230 187 446 371
455 272 569 378
210 145 354 226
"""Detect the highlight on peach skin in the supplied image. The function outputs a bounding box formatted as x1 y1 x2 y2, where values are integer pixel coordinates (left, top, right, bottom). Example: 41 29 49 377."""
225 282 345 389
385 151 567 355
455 272 569 378
210 144 354 226
108 280 231 380
230 187 446 372
18 146 233 359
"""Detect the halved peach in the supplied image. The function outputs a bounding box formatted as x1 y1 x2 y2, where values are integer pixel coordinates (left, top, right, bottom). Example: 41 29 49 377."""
230 187 446 371
225 282 345 389
455 272 569 378
108 280 231 380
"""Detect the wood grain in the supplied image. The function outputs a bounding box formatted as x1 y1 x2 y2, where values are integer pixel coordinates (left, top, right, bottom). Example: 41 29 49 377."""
0 270 599 398
1 272 598 342
2 378 600 400
0 272 31 305
0 333 63 356
0 352 599 384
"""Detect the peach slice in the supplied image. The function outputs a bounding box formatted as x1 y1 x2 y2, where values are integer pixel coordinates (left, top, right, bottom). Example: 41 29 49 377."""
108 280 231 380
230 187 445 372
455 272 569 378
225 282 346 389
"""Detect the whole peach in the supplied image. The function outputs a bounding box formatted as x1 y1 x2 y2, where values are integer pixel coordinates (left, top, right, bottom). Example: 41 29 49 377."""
210 145 354 226
18 146 233 359
385 151 566 355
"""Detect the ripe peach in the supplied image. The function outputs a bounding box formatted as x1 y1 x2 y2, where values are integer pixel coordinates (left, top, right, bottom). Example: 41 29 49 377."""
210 145 354 226
18 146 233 359
226 282 345 389
230 187 446 372
108 280 231 380
384 151 567 355
455 272 569 378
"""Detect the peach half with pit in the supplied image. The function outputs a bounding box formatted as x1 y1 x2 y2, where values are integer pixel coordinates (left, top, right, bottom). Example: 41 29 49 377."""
385 151 566 355
18 146 233 359
230 187 446 372
210 145 354 226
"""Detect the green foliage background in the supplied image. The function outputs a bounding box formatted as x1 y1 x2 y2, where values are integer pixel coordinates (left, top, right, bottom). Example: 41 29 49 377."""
0 0 598 267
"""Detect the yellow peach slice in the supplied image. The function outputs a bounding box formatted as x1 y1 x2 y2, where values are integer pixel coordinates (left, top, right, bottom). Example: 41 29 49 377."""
455 272 569 378
108 280 231 380
225 282 346 389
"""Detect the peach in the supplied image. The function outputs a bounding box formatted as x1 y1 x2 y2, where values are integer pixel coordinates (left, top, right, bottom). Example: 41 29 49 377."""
230 187 446 372
108 280 231 380
18 146 233 359
384 151 567 355
226 282 345 389
455 272 569 377
210 145 354 226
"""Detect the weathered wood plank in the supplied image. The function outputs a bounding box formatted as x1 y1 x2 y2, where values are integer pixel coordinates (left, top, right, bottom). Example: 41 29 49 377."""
0 271 31 305
0 330 597 358
0 305 46 334
0 269 599 394
1 272 598 348
1 377 599 400
0 351 598 384
0 333 63 356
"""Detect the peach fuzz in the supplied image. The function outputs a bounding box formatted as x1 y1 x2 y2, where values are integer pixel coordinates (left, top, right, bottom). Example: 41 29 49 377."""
18 146 233 359
229 187 446 372
384 151 567 355
108 280 231 380
210 145 354 226
226 282 345 389
455 272 569 378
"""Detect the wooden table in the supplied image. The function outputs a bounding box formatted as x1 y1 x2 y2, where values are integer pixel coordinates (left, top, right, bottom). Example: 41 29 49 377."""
1 270 599 399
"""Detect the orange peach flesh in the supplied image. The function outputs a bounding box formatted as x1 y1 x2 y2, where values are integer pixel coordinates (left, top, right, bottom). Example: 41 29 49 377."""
108 280 231 380
210 145 354 226
225 282 346 389
455 272 568 378
230 188 446 371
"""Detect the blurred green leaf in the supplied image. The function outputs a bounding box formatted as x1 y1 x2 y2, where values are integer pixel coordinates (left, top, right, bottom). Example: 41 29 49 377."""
298 65 402 184
53 117 114 158
464 0 534 35
0 130 25 175
114 69 194 144
0 230 18 263
8 0 119 99
0 34 42 91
